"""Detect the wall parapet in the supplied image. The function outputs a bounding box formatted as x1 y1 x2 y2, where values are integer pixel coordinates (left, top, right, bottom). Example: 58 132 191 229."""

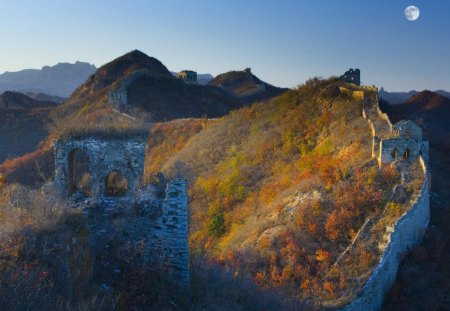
375 103 393 132
340 170 430 311
339 92 430 310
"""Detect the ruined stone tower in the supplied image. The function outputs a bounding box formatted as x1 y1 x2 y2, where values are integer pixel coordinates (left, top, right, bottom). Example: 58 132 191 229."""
53 133 190 285
54 134 147 197
378 120 429 168
177 70 197 84
340 68 361 86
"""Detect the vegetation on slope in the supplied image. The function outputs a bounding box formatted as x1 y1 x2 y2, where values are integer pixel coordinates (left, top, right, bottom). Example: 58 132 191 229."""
145 78 400 304
0 147 54 185
0 178 298 310
144 118 210 183
0 182 108 310
0 73 420 308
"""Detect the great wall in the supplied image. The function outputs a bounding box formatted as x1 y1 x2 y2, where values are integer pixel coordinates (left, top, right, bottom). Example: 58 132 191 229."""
50 75 430 308
335 87 430 310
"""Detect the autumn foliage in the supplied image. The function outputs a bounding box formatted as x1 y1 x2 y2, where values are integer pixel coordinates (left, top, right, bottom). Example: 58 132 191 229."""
144 78 400 303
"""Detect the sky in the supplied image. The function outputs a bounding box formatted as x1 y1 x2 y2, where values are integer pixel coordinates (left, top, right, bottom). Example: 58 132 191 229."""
0 0 449 91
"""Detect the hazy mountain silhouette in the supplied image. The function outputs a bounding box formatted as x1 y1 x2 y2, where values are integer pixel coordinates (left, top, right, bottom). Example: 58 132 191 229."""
0 61 96 97
379 87 450 104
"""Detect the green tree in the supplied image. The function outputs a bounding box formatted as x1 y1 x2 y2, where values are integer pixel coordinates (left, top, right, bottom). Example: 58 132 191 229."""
208 213 226 238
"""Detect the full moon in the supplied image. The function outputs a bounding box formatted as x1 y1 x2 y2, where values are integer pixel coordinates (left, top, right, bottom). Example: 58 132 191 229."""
405 5 420 21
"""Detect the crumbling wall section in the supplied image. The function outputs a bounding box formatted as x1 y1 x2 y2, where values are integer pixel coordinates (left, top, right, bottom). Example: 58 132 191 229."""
152 179 190 284
85 180 189 285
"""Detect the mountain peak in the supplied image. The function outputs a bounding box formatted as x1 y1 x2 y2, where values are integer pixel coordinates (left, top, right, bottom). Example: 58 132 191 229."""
109 50 171 75
400 90 450 113
84 50 173 93
407 90 443 103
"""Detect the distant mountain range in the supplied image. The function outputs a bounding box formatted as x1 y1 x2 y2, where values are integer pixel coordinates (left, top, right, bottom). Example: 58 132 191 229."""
0 50 288 171
0 91 56 163
24 92 66 103
379 87 450 104
62 50 286 123
0 62 97 97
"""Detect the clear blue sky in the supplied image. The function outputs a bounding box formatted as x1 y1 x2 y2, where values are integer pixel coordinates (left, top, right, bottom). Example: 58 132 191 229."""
0 0 449 91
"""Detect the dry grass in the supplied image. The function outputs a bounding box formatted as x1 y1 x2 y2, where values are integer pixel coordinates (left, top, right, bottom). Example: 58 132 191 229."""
0 184 116 310
50 109 149 140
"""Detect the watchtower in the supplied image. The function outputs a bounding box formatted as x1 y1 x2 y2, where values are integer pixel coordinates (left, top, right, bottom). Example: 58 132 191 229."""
340 68 361 86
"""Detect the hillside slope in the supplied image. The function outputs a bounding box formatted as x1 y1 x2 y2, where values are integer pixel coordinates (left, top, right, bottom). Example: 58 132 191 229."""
54 50 245 127
0 92 56 164
144 78 404 305
208 68 288 103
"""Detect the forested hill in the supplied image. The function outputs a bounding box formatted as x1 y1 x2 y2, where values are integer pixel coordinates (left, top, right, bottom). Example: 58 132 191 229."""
208 68 288 103
143 78 401 306
54 50 245 127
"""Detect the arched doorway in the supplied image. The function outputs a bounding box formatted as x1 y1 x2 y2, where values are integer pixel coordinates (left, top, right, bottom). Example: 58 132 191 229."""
105 171 128 197
68 149 90 196
391 149 398 160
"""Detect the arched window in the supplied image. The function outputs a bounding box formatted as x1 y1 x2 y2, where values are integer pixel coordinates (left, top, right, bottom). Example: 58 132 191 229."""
68 149 90 196
391 148 398 159
404 148 410 160
105 171 128 197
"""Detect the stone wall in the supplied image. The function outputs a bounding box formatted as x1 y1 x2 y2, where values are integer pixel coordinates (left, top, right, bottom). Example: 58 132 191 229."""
107 70 162 107
379 137 422 164
341 170 430 311
154 179 190 283
85 179 189 285
54 136 147 197
375 105 393 131
54 136 190 285
340 91 430 310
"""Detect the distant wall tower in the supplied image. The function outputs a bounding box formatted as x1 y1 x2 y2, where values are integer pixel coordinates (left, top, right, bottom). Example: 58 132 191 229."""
177 70 197 84
340 68 361 86
108 89 128 108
